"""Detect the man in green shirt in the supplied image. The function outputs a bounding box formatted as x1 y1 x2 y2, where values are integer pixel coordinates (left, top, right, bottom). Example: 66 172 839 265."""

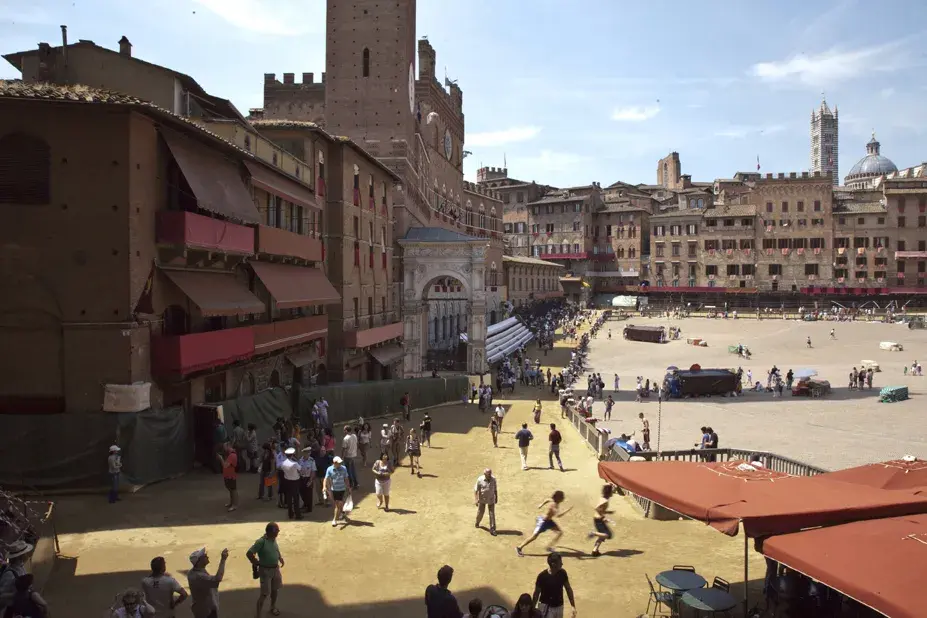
246 522 285 617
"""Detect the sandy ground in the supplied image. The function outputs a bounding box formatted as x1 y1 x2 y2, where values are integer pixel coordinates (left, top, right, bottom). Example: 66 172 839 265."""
587 316 927 470
43 328 774 618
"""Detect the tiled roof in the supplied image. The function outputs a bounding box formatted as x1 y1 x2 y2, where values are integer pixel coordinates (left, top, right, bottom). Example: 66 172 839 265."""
650 208 703 220
527 193 584 206
836 202 887 214
703 204 757 218
249 118 400 181
0 80 256 157
503 255 564 268
399 227 483 243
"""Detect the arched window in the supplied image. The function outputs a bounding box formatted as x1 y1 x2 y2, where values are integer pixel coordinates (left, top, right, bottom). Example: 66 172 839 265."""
0 132 51 205
662 161 669 188
697 198 704 208
362 48 370 77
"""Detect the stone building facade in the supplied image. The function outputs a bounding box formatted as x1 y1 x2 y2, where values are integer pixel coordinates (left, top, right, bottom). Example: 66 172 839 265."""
811 98 839 187
648 209 703 288
700 204 758 289
503 256 564 307
478 166 555 257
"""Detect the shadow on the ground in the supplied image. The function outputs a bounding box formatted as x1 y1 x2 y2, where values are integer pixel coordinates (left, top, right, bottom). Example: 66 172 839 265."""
44 563 515 618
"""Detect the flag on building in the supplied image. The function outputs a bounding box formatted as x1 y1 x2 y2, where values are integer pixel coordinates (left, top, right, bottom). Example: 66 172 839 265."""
134 261 155 315
757 155 761 171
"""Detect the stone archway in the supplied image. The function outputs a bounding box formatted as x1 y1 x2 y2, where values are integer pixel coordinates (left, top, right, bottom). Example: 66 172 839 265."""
398 233 489 376
422 275 469 371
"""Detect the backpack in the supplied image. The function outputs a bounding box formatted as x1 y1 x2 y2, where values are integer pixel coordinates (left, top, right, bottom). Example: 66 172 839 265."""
399 396 408 406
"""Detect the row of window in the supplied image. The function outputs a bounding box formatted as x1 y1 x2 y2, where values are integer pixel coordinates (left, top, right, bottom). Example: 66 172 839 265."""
653 224 699 236
764 200 824 213
704 218 754 228
532 203 587 215
833 237 891 249
350 295 391 330
512 277 558 293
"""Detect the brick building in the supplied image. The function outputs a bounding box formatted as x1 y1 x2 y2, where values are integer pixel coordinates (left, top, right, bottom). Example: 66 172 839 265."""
503 256 564 307
254 0 503 375
590 188 652 292
648 209 703 288
0 81 338 414
700 204 758 288
477 166 555 257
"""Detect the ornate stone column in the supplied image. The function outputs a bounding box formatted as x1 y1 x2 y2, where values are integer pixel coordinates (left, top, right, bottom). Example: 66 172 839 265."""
468 244 488 375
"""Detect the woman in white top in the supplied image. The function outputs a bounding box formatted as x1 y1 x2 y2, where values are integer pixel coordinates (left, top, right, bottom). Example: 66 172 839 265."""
379 423 391 459
358 421 372 466
372 453 392 511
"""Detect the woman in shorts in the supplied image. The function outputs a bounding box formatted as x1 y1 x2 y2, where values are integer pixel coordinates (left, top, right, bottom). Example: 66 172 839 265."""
372 452 392 511
406 428 422 477
516 490 572 556
358 421 372 466
588 485 614 556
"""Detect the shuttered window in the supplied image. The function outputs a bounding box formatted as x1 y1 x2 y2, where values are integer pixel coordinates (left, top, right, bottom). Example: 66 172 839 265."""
0 133 51 205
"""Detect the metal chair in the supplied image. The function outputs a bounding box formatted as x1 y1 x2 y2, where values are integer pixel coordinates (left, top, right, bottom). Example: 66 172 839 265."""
672 564 696 572
712 576 731 593
645 573 676 617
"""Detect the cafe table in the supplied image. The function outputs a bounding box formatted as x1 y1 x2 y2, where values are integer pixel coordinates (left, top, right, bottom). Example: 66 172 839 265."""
655 569 707 593
680 587 737 615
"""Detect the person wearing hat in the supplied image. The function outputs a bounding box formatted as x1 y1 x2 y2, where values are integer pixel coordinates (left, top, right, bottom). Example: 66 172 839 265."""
4 573 48 618
297 447 317 513
324 456 351 527
110 587 155 617
420 413 432 447
279 448 302 521
0 540 33 613
186 547 228 618
108 445 123 504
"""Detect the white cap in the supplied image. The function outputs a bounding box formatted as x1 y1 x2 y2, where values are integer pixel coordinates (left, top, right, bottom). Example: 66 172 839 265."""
332 456 343 464
284 447 296 456
109 445 121 453
189 547 206 565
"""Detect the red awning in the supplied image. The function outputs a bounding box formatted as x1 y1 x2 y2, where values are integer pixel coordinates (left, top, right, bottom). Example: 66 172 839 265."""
244 161 318 210
818 458 927 491
763 514 927 618
161 269 265 317
250 261 341 309
598 459 927 537
159 128 261 224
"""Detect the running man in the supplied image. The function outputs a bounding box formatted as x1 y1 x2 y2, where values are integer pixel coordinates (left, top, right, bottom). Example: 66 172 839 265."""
830 328 836 339
516 491 572 556
588 485 614 556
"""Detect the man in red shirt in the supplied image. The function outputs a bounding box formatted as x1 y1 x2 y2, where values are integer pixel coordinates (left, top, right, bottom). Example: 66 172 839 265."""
219 444 238 513
548 423 564 472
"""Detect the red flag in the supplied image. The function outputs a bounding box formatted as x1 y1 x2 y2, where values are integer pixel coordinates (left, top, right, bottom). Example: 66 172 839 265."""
134 261 155 315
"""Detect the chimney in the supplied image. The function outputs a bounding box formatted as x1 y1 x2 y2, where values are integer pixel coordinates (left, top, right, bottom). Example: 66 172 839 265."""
60 25 68 74
118 35 132 57
303 72 314 84
37 42 52 81
264 73 276 84
283 73 295 85
321 72 326 83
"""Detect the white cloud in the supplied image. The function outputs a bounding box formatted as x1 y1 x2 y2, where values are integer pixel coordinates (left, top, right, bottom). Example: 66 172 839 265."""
517 150 590 173
715 124 786 139
191 0 322 36
611 105 660 122
881 87 895 99
466 126 541 148
751 43 906 85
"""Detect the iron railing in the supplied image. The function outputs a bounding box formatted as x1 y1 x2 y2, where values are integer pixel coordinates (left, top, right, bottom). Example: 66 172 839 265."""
563 403 607 457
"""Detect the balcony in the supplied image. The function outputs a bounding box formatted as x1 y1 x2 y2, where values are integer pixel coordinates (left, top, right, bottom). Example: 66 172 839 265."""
586 269 640 278
156 210 255 255
344 319 403 348
896 251 927 260
151 326 255 377
253 314 328 355
255 225 323 262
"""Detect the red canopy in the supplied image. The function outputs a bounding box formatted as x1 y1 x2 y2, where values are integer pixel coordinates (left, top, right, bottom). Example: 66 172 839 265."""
763 514 927 618
818 458 927 491
598 460 927 537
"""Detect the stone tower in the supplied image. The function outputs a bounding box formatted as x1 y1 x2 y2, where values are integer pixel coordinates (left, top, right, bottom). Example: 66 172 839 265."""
324 0 417 146
811 97 839 186
657 152 682 190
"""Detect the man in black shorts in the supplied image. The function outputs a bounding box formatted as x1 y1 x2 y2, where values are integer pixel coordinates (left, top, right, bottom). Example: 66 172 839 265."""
532 552 576 618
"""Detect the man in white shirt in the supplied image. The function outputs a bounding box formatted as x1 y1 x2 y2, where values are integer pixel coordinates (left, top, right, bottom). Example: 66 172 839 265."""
341 425 359 490
141 556 188 617
494 406 506 432
279 448 302 521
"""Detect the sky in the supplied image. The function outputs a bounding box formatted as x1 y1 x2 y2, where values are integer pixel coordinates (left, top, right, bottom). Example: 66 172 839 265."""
1 0 926 188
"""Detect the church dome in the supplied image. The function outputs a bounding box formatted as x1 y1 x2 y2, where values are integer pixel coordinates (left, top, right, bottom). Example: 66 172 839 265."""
845 133 897 187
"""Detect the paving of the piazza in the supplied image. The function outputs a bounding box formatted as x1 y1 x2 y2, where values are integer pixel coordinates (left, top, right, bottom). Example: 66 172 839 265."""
42 317 925 617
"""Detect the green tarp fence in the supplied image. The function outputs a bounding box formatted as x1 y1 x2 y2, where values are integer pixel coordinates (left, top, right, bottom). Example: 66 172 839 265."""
296 376 470 428
0 406 193 489
219 387 293 447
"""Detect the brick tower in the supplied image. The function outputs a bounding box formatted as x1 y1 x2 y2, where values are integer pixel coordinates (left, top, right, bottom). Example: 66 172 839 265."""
324 0 417 145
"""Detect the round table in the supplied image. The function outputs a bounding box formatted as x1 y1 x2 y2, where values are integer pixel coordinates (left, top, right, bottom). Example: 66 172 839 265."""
655 570 707 592
681 587 737 614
